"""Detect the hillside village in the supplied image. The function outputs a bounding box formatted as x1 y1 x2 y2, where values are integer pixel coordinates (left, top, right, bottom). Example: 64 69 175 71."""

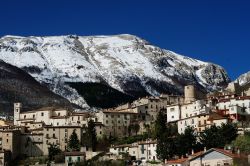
0 83 250 165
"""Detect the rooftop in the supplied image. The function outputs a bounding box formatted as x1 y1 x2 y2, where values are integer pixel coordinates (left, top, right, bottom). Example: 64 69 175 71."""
64 151 85 156
20 107 68 114
166 158 188 164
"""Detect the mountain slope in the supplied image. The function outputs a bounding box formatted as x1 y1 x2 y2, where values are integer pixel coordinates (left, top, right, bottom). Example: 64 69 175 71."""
0 34 230 109
0 60 71 115
235 71 250 86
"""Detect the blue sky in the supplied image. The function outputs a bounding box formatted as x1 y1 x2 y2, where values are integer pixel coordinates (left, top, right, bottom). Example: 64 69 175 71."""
0 0 249 80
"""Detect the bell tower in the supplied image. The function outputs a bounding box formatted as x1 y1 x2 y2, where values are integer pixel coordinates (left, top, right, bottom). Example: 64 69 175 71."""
14 103 22 126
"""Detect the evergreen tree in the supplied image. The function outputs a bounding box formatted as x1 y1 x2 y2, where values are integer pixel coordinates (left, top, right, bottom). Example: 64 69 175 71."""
200 125 224 149
175 127 197 157
128 124 133 136
220 122 238 144
48 143 61 161
155 110 176 160
134 123 140 135
183 126 197 154
86 119 97 151
200 123 238 149
67 129 81 151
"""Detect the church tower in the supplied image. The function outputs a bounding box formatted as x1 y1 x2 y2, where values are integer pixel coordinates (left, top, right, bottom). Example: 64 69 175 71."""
14 103 22 125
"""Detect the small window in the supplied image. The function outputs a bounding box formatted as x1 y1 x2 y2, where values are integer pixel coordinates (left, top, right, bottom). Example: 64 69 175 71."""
33 114 35 118
41 112 44 116
24 115 26 119
6 139 8 143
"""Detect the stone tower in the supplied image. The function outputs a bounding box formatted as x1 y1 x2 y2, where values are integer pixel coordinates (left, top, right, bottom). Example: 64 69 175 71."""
184 85 196 103
14 103 22 126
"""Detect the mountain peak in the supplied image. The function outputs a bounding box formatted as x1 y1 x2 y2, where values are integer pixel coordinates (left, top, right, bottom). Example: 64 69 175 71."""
0 35 230 109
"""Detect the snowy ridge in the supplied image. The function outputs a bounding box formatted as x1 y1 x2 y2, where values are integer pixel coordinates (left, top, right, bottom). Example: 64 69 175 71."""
0 34 230 109
235 71 250 86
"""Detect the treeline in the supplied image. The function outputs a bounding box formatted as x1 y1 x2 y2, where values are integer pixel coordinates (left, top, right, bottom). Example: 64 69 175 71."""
154 110 238 160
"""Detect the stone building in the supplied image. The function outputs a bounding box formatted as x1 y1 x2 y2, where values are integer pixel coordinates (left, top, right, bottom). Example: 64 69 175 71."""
0 126 22 159
95 109 138 137
42 125 84 155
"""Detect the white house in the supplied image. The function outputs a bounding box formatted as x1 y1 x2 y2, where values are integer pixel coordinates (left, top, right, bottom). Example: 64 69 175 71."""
65 152 85 165
109 140 159 162
189 148 238 166
166 104 181 123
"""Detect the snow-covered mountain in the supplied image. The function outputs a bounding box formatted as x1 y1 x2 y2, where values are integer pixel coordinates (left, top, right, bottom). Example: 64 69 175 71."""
235 71 250 86
0 34 230 109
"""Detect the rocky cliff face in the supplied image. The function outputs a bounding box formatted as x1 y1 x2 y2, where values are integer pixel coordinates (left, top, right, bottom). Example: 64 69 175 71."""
0 34 230 110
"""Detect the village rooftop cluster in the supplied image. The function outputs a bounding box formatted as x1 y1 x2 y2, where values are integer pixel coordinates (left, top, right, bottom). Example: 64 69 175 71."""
0 83 250 165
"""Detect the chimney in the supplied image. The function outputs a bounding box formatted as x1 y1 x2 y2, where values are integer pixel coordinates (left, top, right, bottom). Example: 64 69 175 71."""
192 149 194 155
237 149 240 155
204 147 207 152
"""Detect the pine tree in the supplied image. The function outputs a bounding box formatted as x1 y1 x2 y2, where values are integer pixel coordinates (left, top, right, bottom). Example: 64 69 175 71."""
220 122 238 144
200 125 224 149
48 143 61 161
155 110 176 160
175 127 197 157
67 129 80 151
86 119 97 151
